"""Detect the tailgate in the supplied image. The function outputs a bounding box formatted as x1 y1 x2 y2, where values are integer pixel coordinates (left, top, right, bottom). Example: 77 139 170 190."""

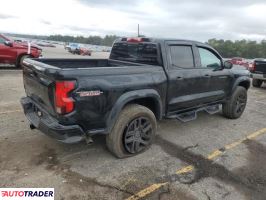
22 59 56 116
255 61 266 74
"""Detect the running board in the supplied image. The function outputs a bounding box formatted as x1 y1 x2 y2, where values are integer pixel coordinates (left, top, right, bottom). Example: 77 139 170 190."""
168 104 221 123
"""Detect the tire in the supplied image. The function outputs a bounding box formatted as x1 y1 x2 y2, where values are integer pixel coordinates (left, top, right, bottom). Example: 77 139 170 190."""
106 104 157 158
222 86 247 119
16 55 30 68
252 79 263 88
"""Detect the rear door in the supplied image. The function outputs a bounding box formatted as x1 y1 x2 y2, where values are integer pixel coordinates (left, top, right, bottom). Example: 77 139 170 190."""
166 41 216 114
0 37 17 64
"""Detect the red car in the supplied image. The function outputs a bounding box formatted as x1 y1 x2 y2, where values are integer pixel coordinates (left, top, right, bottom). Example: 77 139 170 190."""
0 34 42 68
229 57 244 65
79 47 91 56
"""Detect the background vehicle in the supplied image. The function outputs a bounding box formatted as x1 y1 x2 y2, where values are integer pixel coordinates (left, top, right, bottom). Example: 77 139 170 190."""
67 43 80 54
21 37 250 158
79 47 91 56
67 44 91 56
250 59 266 87
64 43 70 50
242 59 254 71
36 42 56 48
229 57 244 65
0 34 42 68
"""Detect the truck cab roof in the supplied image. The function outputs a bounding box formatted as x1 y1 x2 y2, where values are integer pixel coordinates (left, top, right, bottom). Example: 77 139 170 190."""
111 37 220 66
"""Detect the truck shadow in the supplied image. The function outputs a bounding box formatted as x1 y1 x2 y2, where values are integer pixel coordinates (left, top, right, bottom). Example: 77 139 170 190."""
155 136 266 200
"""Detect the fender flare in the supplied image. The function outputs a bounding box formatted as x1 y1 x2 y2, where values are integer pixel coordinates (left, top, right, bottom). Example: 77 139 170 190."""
231 76 250 94
106 89 163 133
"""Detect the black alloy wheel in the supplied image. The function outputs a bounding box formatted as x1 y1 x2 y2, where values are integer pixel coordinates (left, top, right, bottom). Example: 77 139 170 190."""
123 117 153 154
223 86 247 119
106 104 156 158
235 93 247 114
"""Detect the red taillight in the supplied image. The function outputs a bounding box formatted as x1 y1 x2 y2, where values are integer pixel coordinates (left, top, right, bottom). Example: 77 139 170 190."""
55 81 76 114
250 62 256 72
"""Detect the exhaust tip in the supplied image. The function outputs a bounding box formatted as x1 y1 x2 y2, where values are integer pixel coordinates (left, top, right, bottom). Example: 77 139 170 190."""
85 135 94 145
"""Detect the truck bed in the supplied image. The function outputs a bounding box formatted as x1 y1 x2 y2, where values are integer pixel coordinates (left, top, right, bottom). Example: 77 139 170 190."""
22 57 165 120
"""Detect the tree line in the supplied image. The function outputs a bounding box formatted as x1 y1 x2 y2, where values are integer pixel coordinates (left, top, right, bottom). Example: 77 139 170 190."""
5 33 119 46
207 39 266 59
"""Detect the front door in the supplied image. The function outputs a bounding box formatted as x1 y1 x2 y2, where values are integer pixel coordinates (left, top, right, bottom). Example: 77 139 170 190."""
195 46 233 101
0 38 15 64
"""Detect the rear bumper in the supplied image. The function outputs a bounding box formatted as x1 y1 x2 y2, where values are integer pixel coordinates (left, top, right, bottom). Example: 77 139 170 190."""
20 97 85 143
251 73 266 81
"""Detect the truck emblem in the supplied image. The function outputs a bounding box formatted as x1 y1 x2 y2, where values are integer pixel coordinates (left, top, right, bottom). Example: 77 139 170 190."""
77 90 103 97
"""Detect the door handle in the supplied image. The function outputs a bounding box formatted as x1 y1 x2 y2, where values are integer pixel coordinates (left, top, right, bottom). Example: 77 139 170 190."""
218 76 228 79
204 74 210 77
176 76 183 80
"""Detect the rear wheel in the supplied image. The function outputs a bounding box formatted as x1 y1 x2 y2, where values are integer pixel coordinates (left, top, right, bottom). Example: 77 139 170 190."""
252 79 263 88
16 55 30 68
106 104 157 158
222 86 247 119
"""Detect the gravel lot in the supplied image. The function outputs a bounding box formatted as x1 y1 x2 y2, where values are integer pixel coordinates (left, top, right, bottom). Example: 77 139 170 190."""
1 46 266 200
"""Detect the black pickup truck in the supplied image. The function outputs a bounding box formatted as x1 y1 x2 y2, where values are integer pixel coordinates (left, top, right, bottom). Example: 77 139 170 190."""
21 37 250 158
250 59 266 88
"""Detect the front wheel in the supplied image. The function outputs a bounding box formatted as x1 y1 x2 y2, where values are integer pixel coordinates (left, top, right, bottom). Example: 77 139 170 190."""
222 86 247 119
106 104 157 158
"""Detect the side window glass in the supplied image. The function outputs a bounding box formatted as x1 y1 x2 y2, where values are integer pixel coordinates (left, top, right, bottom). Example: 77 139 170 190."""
198 47 221 68
170 45 194 68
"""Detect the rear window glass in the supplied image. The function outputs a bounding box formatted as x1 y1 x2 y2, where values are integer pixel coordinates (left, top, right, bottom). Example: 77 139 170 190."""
170 45 194 68
110 42 159 65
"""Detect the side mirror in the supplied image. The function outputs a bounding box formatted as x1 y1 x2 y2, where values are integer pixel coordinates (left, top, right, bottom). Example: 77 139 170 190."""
4 41 13 47
224 60 233 69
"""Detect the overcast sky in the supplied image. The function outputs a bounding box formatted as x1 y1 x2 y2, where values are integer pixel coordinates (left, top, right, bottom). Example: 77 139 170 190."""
1 0 266 41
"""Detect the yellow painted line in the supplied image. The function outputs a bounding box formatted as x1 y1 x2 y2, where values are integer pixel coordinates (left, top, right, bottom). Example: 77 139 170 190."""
207 149 223 160
0 109 22 115
224 139 243 150
247 128 266 139
176 165 194 175
126 183 168 200
223 128 266 150
126 128 266 200
176 150 223 176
